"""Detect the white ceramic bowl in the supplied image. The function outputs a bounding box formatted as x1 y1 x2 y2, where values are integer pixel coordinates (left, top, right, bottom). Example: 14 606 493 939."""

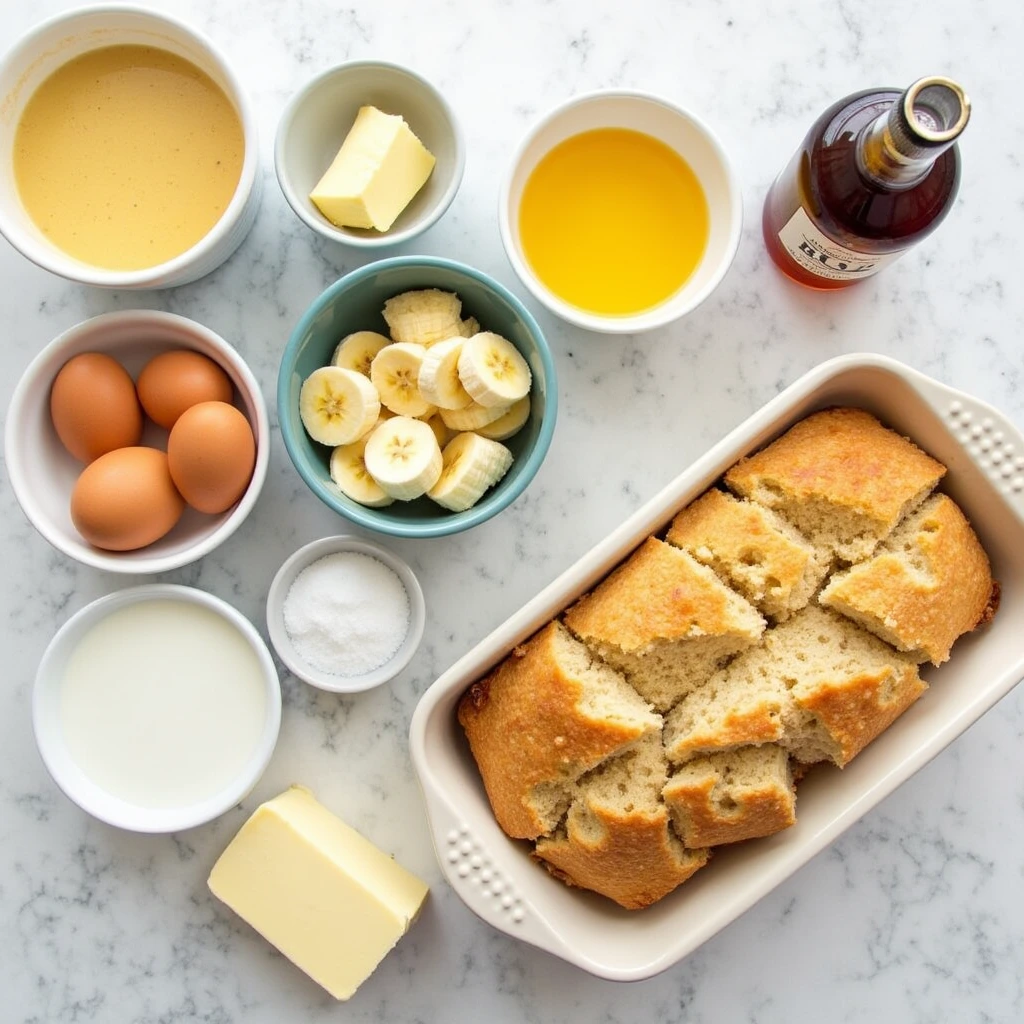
266 534 426 693
5 310 270 574
410 353 1024 980
34 584 281 833
499 90 742 333
0 5 261 289
275 60 465 249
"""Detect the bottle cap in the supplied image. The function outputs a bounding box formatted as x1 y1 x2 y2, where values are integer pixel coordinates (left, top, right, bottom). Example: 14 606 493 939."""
889 77 971 158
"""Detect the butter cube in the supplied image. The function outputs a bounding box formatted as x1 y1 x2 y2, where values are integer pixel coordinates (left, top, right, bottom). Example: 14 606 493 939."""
310 105 436 232
208 786 428 1000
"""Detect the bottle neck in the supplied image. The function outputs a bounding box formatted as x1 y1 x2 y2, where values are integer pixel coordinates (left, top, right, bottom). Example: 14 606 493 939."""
856 77 971 190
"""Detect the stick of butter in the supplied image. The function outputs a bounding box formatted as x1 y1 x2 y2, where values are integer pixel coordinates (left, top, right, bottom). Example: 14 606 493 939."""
310 105 436 232
208 785 429 1000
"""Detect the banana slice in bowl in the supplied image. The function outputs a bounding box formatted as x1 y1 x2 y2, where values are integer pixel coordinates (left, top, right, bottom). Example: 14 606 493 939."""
278 255 557 538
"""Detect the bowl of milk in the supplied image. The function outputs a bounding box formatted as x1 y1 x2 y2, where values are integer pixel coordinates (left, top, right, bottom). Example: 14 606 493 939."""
33 584 281 832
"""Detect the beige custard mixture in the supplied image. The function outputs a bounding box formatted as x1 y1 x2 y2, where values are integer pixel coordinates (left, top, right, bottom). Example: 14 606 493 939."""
14 44 244 270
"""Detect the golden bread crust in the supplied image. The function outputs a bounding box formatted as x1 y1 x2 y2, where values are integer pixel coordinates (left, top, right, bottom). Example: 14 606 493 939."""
819 494 994 665
662 748 796 848
724 408 945 546
563 537 758 652
666 489 822 617
533 806 709 910
793 661 926 767
457 622 655 839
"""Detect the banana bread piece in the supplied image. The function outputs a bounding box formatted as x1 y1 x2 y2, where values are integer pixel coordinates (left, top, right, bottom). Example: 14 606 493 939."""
666 488 829 620
533 734 709 910
663 606 926 768
724 408 946 562
563 537 765 712
819 493 997 665
662 744 796 848
458 620 661 840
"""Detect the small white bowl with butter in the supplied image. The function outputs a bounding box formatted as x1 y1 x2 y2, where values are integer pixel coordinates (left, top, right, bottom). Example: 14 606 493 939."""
33 584 281 833
275 60 465 248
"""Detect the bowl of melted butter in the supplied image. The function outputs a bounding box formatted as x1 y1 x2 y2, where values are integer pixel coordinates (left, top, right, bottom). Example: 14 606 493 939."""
499 91 742 334
0 6 260 289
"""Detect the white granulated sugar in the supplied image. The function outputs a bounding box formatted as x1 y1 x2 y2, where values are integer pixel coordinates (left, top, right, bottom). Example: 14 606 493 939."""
282 552 411 677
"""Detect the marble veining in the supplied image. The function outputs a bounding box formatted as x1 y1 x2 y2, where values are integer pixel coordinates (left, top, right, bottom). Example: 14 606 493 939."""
2 0 1023 1021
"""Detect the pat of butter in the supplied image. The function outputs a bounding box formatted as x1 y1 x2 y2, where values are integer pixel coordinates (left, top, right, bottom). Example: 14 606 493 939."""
208 786 428 1000
310 105 436 232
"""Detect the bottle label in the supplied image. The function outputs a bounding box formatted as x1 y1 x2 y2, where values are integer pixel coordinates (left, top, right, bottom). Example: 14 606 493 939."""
776 206 904 281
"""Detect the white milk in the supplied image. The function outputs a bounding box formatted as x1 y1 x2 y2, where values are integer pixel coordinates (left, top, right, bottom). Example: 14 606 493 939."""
60 599 268 809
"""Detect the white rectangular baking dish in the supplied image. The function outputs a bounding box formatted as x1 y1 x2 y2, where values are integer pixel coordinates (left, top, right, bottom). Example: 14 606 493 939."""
409 353 1024 981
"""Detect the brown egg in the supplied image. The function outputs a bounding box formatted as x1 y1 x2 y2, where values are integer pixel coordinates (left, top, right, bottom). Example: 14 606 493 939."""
71 447 185 551
136 349 234 429
167 401 256 514
50 352 143 463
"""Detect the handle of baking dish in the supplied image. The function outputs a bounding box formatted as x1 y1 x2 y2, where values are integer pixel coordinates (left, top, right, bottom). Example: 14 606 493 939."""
425 792 572 961
911 371 1024 521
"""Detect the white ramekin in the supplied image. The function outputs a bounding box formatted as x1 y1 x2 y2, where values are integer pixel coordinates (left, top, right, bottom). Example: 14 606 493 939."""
34 584 282 833
0 5 261 289
266 534 426 693
499 90 742 334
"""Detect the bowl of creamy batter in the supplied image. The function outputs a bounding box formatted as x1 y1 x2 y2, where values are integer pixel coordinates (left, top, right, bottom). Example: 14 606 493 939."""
0 6 260 289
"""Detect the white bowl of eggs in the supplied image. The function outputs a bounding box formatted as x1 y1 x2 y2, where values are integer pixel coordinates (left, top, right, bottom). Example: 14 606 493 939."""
5 310 270 574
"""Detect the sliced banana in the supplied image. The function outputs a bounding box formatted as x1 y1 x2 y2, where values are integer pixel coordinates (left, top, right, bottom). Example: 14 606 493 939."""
458 332 532 408
457 316 480 338
418 337 474 411
299 366 380 446
439 399 511 432
331 331 391 376
476 394 531 441
363 416 443 501
383 289 462 346
425 413 454 450
370 342 436 418
428 432 514 512
329 435 394 508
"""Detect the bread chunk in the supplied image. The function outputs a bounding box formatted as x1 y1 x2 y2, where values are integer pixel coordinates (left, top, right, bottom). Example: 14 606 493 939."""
458 621 661 840
662 744 796 848
663 607 926 767
725 408 945 562
666 489 828 620
533 734 709 909
819 494 996 665
563 537 765 712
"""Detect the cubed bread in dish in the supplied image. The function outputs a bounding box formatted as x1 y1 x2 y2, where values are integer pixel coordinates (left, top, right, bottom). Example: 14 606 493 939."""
663 607 926 768
533 734 709 910
457 621 661 840
665 488 829 620
563 537 765 712
662 744 796 848
455 405 997 912
724 408 946 563
819 493 997 666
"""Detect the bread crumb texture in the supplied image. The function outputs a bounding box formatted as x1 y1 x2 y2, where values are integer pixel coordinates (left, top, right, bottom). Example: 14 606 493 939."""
459 408 996 908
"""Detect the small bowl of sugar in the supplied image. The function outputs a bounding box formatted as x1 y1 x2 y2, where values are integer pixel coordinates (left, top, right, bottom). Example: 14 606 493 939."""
266 534 425 693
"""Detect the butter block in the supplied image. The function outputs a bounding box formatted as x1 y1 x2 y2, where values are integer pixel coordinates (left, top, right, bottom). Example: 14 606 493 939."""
310 105 436 232
208 786 428 1000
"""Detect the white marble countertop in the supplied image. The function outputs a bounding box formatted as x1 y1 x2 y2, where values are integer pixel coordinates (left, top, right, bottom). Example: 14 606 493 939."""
3 0 1023 1020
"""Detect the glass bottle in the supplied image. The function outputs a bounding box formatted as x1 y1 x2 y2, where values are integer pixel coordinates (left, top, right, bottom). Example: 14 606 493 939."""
762 77 970 289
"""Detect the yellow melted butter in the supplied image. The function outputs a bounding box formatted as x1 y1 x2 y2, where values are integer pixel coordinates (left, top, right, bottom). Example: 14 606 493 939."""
14 45 244 271
518 127 710 316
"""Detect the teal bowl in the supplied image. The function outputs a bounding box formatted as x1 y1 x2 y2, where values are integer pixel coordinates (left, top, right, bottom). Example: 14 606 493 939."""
278 256 557 537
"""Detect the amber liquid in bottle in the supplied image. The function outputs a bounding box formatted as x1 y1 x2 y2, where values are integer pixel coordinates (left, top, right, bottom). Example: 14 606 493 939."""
763 78 970 289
